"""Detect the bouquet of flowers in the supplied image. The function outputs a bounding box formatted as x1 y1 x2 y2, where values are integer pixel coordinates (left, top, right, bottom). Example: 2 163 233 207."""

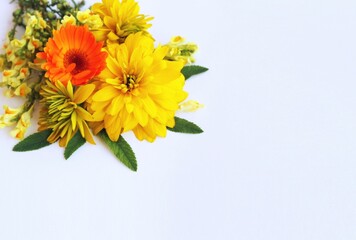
0 0 208 171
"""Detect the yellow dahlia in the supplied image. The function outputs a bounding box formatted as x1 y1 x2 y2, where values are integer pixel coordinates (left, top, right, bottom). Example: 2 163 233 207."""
88 33 188 142
39 80 96 147
37 24 107 86
91 0 153 43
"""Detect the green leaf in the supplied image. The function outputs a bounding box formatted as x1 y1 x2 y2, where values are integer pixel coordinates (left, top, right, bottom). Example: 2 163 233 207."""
99 131 137 171
167 117 203 134
181 65 208 80
13 129 52 152
64 131 86 160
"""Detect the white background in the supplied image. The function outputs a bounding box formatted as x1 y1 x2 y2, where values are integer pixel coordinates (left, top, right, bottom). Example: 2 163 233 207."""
0 0 356 239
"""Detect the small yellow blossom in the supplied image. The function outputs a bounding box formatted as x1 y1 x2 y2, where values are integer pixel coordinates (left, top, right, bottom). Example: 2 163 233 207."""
0 105 23 128
61 15 77 26
2 67 29 89
24 16 38 37
10 107 32 139
164 36 198 64
179 100 204 112
14 83 32 97
27 37 42 52
77 10 103 29
24 12 47 37
10 39 26 49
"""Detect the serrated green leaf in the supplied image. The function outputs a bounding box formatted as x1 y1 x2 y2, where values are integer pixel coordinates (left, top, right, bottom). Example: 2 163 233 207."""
181 65 208 80
64 131 86 160
99 131 137 171
13 129 52 152
167 117 203 134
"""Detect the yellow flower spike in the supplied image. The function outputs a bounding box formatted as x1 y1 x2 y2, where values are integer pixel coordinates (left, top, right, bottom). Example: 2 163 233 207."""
39 80 97 147
88 33 188 142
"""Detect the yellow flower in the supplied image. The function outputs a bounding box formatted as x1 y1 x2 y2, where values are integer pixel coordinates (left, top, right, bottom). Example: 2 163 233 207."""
14 82 32 97
60 15 77 26
39 80 96 147
77 10 103 29
24 12 46 37
0 105 23 128
91 0 153 43
10 107 32 140
88 33 188 142
164 36 198 64
179 100 204 112
27 37 42 52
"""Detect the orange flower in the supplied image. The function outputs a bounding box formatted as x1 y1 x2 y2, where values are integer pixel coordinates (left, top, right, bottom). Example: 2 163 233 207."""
37 24 107 86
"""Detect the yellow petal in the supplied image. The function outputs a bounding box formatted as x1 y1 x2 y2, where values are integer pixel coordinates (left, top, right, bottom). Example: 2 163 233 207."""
71 111 77 130
73 84 95 104
92 86 118 101
76 107 94 121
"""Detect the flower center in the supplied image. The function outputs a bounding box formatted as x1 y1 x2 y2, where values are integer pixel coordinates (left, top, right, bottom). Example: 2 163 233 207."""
63 49 88 74
121 74 139 92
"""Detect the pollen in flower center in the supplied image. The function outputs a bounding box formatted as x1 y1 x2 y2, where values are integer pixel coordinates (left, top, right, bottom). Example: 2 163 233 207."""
121 74 139 92
63 49 88 74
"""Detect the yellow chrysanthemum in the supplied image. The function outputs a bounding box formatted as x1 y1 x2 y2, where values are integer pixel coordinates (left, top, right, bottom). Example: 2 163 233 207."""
91 0 153 43
88 33 188 142
39 80 96 147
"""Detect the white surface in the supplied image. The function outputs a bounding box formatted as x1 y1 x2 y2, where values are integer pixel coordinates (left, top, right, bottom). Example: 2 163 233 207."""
1 0 356 239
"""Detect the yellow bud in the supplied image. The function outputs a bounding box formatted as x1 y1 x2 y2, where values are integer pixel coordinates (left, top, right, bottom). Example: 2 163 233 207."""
170 36 185 44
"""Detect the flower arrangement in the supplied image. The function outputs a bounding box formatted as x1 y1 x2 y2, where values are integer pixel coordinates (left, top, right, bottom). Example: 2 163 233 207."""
0 0 208 171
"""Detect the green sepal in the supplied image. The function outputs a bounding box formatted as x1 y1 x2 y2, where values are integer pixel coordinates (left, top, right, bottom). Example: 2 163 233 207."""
99 131 137 171
64 131 86 160
181 65 208 80
167 117 203 134
13 129 52 152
